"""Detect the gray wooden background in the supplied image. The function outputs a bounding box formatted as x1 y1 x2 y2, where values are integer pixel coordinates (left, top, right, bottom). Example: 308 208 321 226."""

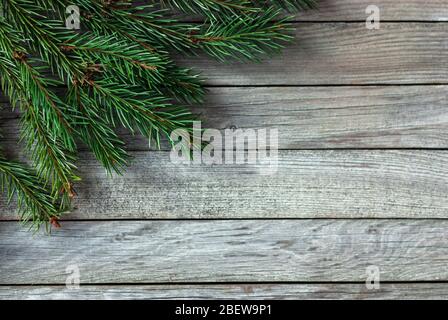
1 0 448 299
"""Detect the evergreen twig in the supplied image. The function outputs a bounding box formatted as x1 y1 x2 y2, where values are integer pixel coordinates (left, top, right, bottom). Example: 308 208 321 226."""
0 0 316 230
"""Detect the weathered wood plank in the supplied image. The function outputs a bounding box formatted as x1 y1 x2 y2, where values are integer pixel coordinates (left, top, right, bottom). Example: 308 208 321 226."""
0 25 445 91
174 0 448 22
294 0 448 22
2 150 448 219
2 85 448 151
180 23 448 85
1 220 448 283
149 0 448 22
2 283 448 300
3 24 446 87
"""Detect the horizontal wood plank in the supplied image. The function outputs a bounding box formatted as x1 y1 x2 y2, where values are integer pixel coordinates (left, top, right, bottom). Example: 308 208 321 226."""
174 0 448 22
180 23 448 85
4 24 447 87
1 220 448 283
2 150 448 219
1 1 447 293
0 24 445 89
294 0 448 22
2 86 448 151
1 283 448 299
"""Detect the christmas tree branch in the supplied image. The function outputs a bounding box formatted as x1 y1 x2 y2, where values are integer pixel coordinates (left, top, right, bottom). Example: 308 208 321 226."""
4 0 83 81
88 79 195 148
264 0 317 12
159 0 255 18
0 0 316 230
192 7 293 61
61 32 205 103
66 83 130 174
0 21 79 205
0 147 61 230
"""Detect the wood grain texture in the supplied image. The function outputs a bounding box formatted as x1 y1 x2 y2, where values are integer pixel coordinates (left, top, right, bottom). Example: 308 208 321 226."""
1 2 448 296
2 86 448 151
180 23 448 85
194 86 448 149
294 0 448 22
1 220 448 284
175 0 448 22
3 150 448 219
2 283 448 300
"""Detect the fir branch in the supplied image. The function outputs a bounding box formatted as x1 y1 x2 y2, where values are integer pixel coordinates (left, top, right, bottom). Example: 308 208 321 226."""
159 0 255 18
158 64 205 104
4 0 84 82
69 1 197 52
61 33 205 103
0 0 316 229
0 54 23 109
61 33 167 85
266 0 317 12
87 79 195 148
0 148 61 230
66 83 130 174
192 7 293 61
16 58 81 201
0 21 79 204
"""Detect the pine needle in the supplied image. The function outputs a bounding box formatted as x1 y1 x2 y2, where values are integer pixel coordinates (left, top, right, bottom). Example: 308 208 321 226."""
0 0 316 230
